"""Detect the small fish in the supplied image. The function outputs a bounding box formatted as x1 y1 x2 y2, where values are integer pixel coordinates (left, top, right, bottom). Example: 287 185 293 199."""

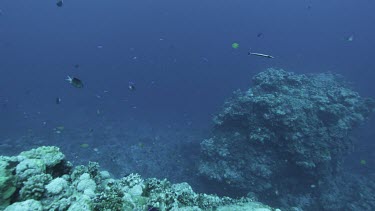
128 82 136 91
53 126 64 133
0 97 9 107
346 35 354 42
201 57 209 63
257 32 264 38
80 143 89 148
231 42 239 49
147 206 159 211
248 50 274 59
66 76 84 88
74 64 80 68
56 0 63 7
56 97 62 104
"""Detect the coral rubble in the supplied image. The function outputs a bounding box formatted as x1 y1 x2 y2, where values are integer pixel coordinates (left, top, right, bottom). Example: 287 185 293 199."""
0 146 275 211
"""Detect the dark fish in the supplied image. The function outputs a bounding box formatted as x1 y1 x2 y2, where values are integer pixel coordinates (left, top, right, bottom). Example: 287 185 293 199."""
66 76 84 88
56 0 63 7
128 82 136 91
74 64 80 68
56 97 62 104
257 32 264 38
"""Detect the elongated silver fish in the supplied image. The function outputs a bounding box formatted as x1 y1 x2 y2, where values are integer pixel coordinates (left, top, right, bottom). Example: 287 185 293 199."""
248 51 274 59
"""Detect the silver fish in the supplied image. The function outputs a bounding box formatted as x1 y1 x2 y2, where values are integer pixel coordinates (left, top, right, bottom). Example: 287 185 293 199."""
248 51 274 59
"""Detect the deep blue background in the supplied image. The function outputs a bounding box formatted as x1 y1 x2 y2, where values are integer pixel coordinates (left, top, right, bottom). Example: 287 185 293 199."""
0 0 374 184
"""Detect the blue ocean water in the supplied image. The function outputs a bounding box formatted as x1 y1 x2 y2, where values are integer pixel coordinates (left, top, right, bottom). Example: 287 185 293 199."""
1 0 374 208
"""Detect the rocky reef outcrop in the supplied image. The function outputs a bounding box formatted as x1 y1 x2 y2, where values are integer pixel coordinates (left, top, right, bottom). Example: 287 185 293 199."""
199 68 375 210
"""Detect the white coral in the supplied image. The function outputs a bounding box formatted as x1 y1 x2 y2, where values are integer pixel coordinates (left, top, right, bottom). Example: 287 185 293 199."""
46 178 68 195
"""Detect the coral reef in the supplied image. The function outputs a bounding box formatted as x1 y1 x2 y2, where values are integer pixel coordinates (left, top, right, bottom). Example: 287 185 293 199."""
199 68 375 210
0 146 276 211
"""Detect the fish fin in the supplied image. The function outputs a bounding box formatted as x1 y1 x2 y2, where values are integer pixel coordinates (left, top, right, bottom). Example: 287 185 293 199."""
248 48 252 55
66 76 72 83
